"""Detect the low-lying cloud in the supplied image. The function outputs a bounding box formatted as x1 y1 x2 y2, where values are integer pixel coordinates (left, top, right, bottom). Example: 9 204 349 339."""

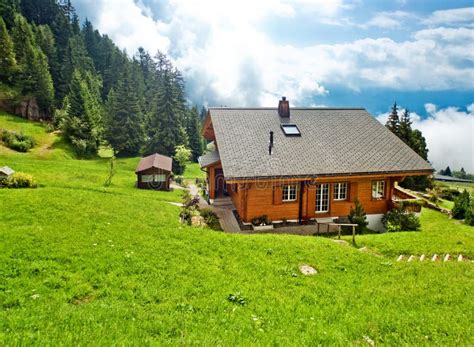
376 104 474 172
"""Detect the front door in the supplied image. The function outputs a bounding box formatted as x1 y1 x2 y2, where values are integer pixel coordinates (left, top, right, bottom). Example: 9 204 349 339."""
214 168 226 197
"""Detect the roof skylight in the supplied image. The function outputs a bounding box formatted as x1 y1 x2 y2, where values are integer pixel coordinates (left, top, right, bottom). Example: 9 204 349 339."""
281 124 301 136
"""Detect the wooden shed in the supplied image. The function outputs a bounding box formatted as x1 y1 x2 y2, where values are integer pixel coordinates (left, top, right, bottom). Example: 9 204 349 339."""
135 153 173 190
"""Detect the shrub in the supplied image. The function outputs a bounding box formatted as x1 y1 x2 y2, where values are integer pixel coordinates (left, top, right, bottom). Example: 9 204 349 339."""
439 188 461 201
195 177 206 186
464 206 474 226
251 215 272 226
349 198 368 232
199 208 222 230
452 190 472 220
4 172 37 188
1 129 35 152
382 208 420 232
174 175 184 186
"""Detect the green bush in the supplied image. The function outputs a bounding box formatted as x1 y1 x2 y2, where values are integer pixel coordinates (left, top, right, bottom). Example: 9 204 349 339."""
452 190 472 220
1 129 35 152
199 208 222 230
382 208 420 232
464 206 474 226
251 215 272 226
439 188 461 201
349 198 368 232
174 175 184 186
4 172 37 188
195 177 206 185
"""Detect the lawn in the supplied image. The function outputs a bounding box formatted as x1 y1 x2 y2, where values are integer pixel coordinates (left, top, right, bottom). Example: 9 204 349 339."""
434 180 474 195
182 162 205 180
1 113 473 345
351 208 474 258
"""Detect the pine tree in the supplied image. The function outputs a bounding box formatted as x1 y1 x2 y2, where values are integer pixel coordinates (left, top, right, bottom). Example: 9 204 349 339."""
62 69 102 156
398 109 412 145
57 34 95 102
444 166 452 176
105 65 145 156
0 0 20 29
186 106 204 162
0 17 17 84
200 106 207 119
386 102 400 135
460 167 467 179
11 14 54 112
410 129 428 160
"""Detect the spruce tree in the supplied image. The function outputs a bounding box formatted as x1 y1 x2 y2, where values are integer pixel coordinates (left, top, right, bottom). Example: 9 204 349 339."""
11 14 54 113
444 166 452 176
398 109 412 145
0 0 20 28
0 17 17 84
105 65 145 156
410 129 428 160
62 69 102 156
386 102 400 135
186 106 204 162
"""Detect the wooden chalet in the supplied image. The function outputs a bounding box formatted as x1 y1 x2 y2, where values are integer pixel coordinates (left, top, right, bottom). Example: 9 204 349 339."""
199 97 433 231
135 153 172 190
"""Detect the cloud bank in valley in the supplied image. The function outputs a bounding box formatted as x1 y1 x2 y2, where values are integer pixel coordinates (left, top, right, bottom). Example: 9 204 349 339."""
376 104 474 172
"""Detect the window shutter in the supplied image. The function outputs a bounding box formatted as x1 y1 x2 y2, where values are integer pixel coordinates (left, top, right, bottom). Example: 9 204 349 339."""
273 185 282 205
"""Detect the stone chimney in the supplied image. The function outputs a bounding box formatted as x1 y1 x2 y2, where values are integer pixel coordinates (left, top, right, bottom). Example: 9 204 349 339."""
278 96 290 118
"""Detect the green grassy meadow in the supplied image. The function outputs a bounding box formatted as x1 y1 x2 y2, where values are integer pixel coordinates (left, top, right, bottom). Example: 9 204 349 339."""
1 113 473 345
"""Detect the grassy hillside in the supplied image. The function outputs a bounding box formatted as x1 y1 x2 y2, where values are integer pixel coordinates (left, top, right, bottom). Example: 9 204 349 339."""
0 113 473 345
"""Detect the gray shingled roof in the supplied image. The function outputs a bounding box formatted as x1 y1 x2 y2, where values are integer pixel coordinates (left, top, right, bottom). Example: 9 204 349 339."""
198 151 220 168
209 107 433 179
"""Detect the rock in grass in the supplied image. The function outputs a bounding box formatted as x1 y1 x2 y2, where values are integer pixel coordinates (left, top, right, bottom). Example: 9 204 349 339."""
397 255 404 262
407 255 415 262
458 255 463 262
299 264 317 275
444 254 450 262
363 335 375 346
420 254 425 261
431 254 438 261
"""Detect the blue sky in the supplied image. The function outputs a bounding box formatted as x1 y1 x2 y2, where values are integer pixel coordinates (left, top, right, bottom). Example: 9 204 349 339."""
75 0 473 171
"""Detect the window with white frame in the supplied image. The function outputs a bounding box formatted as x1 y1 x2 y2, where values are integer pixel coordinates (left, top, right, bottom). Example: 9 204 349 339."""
282 184 297 202
141 174 166 183
372 180 385 199
154 174 166 182
141 174 153 183
316 183 329 212
333 182 348 200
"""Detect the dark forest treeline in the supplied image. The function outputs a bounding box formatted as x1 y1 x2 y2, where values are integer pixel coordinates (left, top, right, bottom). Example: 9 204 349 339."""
385 102 431 190
0 0 204 170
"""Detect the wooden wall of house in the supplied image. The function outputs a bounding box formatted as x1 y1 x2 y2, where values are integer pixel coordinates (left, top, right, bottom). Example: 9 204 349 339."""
234 175 398 223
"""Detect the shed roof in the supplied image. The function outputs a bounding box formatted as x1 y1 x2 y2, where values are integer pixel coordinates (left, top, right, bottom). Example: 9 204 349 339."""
207 107 433 179
0 166 15 176
198 151 220 168
135 153 172 173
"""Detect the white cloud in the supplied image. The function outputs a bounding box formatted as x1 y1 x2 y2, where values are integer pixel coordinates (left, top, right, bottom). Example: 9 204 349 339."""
376 104 474 172
77 1 474 107
77 0 170 55
423 7 474 26
364 11 415 29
